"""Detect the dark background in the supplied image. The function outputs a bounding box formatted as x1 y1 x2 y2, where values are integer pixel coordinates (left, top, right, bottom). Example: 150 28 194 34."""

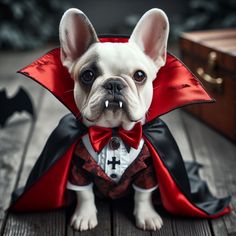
0 0 236 50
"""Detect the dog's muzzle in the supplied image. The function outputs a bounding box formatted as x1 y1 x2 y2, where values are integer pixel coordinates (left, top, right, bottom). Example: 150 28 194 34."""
102 79 126 110
103 79 125 95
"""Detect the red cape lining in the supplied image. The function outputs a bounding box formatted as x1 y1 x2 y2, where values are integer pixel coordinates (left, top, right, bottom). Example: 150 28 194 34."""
10 136 230 217
18 37 213 122
11 37 229 217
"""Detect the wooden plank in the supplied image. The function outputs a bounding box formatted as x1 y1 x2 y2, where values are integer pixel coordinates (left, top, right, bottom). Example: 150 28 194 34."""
16 92 68 187
0 116 33 231
112 197 150 236
3 91 68 236
172 218 212 236
210 219 228 236
182 111 236 236
0 49 48 232
67 199 111 236
4 210 65 236
162 110 194 161
113 199 174 236
162 110 213 236
152 216 174 236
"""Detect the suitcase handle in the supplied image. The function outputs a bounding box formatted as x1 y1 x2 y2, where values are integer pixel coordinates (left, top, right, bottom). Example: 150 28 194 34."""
196 51 223 87
197 67 223 86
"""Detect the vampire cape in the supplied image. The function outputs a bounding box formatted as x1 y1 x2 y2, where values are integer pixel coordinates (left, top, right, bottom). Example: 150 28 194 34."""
10 37 231 218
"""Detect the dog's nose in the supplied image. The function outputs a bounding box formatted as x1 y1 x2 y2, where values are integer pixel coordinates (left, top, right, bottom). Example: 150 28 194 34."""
103 79 125 95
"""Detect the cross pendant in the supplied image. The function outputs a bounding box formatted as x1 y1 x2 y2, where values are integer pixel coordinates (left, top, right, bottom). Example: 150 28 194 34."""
107 156 121 170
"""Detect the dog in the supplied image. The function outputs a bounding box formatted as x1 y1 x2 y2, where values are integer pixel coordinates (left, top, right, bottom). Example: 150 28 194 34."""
59 8 169 231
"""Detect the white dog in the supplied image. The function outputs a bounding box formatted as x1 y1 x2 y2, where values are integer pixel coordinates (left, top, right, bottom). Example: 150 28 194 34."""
59 8 169 231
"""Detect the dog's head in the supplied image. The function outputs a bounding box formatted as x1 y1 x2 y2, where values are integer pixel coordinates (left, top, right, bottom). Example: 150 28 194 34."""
59 8 169 130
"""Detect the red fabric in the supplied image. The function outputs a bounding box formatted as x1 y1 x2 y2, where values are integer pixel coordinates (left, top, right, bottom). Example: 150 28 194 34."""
144 137 231 218
69 140 157 199
18 49 79 117
88 126 112 153
11 136 231 217
118 122 142 149
12 37 226 216
148 54 213 121
88 122 142 152
10 142 77 211
99 37 129 43
18 37 213 123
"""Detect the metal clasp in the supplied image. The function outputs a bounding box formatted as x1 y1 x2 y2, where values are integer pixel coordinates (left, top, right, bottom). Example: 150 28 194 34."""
197 51 224 92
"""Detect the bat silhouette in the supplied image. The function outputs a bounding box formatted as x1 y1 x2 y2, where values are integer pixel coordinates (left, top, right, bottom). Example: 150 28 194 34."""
0 87 35 127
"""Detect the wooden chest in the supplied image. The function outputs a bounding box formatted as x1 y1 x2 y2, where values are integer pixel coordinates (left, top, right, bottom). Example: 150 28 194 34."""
179 29 236 142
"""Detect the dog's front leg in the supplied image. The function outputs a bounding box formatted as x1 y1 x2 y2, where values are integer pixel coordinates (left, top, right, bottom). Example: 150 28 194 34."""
70 185 98 231
133 188 163 231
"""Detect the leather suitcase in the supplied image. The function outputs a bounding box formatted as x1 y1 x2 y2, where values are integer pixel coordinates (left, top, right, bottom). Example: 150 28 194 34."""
179 29 236 142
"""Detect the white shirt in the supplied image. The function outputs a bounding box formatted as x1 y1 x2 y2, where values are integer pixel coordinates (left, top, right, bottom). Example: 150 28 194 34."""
66 134 157 193
81 134 144 183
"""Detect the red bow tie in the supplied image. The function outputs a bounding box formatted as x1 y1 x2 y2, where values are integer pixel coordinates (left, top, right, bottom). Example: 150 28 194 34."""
88 122 142 153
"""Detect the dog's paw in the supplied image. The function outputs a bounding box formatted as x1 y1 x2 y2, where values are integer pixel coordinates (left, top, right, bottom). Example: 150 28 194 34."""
134 205 163 231
70 202 98 231
71 213 98 231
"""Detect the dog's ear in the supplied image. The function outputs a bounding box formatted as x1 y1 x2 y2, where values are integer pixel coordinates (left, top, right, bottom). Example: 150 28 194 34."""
129 9 169 68
59 8 98 69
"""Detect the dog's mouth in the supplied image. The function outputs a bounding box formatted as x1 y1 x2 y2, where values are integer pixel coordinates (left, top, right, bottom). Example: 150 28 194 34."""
85 98 142 123
103 99 124 111
84 96 134 122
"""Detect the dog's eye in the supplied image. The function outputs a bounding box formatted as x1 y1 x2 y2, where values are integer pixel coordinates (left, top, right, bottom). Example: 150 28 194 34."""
133 70 146 83
80 70 95 84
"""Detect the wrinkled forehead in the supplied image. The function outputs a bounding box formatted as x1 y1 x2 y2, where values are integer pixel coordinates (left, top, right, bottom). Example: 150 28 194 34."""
96 42 156 73
75 42 156 75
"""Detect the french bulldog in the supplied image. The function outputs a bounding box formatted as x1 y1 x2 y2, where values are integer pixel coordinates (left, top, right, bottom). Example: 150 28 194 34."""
59 8 169 231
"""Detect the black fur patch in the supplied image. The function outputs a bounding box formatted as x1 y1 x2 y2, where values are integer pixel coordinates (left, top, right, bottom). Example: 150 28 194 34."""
78 60 102 92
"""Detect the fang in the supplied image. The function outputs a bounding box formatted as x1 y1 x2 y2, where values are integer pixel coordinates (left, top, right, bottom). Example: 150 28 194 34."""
119 101 123 108
105 100 109 108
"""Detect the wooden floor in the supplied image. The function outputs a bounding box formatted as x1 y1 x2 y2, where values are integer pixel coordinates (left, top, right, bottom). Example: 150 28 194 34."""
0 48 236 236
